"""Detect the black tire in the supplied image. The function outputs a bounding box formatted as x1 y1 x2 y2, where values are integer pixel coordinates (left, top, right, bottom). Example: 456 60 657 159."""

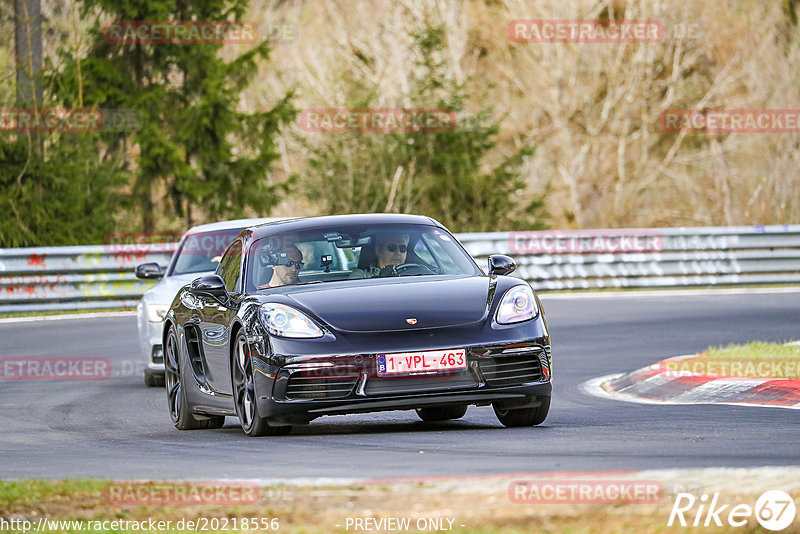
144 368 165 387
164 327 222 430
231 331 291 437
416 405 468 422
493 397 550 427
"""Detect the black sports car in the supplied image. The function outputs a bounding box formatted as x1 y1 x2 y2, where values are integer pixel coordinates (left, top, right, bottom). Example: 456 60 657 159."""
162 214 552 436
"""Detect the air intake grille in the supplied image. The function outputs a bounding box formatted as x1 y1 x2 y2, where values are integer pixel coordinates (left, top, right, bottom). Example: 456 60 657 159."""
285 375 359 400
478 354 544 386
364 370 477 395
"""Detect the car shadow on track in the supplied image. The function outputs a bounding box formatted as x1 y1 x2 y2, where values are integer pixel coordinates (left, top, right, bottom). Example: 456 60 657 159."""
214 418 504 437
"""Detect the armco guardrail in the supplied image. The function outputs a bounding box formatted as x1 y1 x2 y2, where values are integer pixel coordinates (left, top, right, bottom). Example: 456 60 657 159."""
0 225 798 313
0 243 176 313
459 224 800 290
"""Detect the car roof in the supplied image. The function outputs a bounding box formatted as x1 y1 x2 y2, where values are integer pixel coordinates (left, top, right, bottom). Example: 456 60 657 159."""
247 213 442 238
185 217 287 234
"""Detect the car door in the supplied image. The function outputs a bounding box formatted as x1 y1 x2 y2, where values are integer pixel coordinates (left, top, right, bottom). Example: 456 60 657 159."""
198 238 243 396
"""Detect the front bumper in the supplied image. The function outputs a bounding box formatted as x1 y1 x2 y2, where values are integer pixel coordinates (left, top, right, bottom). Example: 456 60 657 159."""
252 342 552 425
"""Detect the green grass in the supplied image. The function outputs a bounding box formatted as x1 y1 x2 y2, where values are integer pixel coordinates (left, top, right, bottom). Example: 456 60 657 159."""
665 341 800 379
702 341 800 361
0 479 106 512
0 479 784 533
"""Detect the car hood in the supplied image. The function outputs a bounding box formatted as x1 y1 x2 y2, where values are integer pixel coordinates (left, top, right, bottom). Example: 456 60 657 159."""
143 273 206 305
285 276 491 332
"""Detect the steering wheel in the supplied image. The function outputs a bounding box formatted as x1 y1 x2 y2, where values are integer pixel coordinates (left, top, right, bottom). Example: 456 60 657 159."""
395 263 435 276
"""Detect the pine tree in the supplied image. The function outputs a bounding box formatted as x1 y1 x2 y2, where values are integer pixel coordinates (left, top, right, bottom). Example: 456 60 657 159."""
54 0 295 231
303 25 547 233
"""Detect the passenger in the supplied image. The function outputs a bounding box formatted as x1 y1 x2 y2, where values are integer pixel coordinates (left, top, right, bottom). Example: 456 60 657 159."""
349 233 409 279
259 245 304 288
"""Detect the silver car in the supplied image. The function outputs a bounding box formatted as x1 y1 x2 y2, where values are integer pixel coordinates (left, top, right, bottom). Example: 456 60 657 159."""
135 218 282 386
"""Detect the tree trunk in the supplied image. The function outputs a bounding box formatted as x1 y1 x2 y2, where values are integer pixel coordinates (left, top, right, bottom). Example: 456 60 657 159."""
14 0 42 107
14 0 43 153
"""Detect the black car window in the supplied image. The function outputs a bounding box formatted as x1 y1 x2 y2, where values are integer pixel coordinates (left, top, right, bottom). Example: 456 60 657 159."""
412 238 435 266
246 223 482 291
296 241 344 271
420 232 458 272
217 239 243 293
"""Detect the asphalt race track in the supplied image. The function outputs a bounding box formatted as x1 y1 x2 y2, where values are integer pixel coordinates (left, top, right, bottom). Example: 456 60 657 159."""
1 290 799 480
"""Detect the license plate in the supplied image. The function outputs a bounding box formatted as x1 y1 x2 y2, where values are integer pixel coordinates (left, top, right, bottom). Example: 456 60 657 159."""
376 349 467 376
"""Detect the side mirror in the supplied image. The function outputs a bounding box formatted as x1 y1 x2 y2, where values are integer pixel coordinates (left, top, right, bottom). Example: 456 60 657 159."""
135 262 165 279
191 274 227 298
488 254 516 276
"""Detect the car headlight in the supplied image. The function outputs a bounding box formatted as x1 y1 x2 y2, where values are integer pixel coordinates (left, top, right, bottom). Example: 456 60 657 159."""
495 285 539 324
146 304 169 323
259 303 323 338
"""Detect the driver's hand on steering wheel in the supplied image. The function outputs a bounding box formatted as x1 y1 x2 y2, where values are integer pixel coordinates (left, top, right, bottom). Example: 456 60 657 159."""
378 265 398 277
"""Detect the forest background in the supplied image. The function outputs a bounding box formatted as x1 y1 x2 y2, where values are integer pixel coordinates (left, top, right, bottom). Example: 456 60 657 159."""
1 0 798 246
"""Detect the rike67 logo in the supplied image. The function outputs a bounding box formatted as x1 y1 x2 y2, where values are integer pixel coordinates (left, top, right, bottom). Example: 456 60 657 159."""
669 490 796 531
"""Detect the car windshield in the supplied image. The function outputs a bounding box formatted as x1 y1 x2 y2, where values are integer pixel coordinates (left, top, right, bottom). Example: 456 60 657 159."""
170 229 243 276
246 223 481 291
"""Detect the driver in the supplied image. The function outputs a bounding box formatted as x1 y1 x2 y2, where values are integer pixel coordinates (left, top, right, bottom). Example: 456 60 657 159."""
259 245 304 288
349 233 409 279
